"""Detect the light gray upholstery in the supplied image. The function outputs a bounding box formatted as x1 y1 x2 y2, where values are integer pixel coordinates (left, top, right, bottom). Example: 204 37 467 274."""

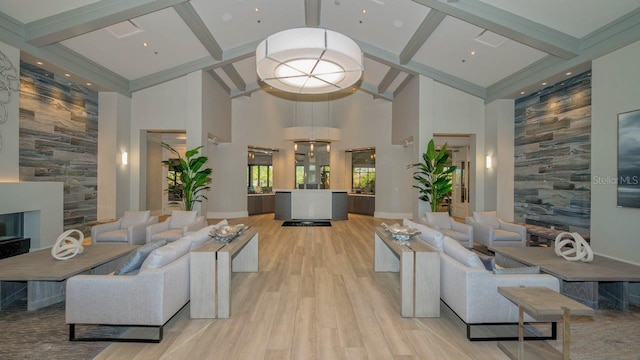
65 240 192 329
465 211 526 248
91 211 158 245
423 212 474 248
145 210 206 243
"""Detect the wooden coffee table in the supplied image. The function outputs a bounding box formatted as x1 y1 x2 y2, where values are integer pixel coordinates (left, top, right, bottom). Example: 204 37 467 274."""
497 286 594 360
0 244 137 310
492 246 640 310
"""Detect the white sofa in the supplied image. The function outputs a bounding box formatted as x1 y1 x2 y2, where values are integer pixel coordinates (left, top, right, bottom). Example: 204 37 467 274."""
66 237 192 342
404 219 560 340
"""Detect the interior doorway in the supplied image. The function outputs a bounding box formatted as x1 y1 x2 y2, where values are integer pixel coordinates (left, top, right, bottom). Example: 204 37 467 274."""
145 131 186 215
434 135 471 218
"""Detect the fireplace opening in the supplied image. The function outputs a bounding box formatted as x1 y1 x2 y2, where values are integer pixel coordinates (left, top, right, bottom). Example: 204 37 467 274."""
0 212 30 259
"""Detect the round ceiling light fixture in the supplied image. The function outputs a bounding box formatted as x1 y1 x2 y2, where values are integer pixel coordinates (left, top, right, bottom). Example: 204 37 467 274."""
256 28 363 94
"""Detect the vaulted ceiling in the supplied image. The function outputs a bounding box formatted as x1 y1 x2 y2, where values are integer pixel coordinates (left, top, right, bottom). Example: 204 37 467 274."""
0 0 639 103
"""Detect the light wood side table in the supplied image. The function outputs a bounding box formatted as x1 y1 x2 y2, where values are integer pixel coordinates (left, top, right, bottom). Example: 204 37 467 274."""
497 286 594 360
374 227 440 318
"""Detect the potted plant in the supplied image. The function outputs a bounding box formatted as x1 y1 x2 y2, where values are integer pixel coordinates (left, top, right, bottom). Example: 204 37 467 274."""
411 139 456 212
162 142 212 211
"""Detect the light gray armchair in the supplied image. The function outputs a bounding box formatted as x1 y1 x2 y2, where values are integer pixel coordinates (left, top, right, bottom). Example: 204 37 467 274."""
91 210 158 245
145 210 205 243
465 211 526 248
423 212 473 248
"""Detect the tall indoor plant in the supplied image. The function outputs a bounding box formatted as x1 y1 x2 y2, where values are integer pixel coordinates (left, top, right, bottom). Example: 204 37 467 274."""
411 139 456 212
162 142 212 211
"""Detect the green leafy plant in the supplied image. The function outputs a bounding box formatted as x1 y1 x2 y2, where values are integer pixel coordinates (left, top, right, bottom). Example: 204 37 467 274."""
411 139 456 212
162 142 212 211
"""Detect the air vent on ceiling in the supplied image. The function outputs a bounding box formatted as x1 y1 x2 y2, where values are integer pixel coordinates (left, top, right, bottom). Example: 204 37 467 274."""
474 30 506 48
106 20 142 39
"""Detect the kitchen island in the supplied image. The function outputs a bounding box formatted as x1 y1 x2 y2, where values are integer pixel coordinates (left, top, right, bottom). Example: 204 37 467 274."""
274 189 348 220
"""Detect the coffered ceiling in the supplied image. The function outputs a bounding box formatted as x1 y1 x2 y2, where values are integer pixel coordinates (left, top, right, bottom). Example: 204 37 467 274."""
0 0 639 102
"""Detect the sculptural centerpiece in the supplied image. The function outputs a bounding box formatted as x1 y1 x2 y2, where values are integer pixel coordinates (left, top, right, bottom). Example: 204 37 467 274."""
210 224 248 243
51 229 85 260
381 223 421 243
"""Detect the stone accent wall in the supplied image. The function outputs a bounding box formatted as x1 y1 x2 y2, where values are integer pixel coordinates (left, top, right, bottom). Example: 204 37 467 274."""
18 62 98 235
514 71 591 236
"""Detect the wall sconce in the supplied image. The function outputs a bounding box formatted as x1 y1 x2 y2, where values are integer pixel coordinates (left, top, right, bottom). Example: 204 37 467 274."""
486 155 492 169
326 143 331 152
294 142 298 151
121 151 128 165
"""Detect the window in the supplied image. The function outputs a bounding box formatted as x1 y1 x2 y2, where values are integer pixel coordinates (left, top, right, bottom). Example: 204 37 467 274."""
351 149 375 194
247 148 276 193
248 165 272 188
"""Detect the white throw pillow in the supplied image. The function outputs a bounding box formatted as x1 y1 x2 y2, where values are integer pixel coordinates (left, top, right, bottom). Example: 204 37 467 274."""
169 210 198 229
425 212 452 230
120 210 151 228
140 237 191 270
473 211 500 228
443 236 484 268
403 218 444 252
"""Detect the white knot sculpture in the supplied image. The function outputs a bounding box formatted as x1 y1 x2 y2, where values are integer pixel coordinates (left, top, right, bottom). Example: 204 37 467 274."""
554 232 593 262
51 229 85 260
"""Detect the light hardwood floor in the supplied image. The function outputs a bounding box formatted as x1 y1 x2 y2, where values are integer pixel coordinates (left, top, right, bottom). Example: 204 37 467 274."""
96 214 508 360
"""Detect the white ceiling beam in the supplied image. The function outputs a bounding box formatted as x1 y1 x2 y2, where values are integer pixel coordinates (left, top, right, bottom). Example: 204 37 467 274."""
393 74 415 98
173 2 223 60
305 0 321 28
358 40 486 99
230 82 262 98
0 11 130 95
359 82 393 101
206 70 230 95
129 40 259 92
412 0 579 59
486 8 640 102
25 0 187 47
377 68 401 94
221 64 246 91
399 9 446 64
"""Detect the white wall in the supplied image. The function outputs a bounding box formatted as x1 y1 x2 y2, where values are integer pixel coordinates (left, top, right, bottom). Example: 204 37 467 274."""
97 92 131 219
485 99 515 221
0 41 20 181
393 75 486 220
0 182 63 250
592 39 640 265
432 81 486 215
129 71 230 216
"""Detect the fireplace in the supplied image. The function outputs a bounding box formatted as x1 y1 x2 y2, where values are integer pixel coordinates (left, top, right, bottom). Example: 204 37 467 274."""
0 212 30 259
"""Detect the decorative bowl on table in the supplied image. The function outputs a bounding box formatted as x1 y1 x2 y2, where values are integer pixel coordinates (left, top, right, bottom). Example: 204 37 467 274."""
381 223 421 242
210 224 248 243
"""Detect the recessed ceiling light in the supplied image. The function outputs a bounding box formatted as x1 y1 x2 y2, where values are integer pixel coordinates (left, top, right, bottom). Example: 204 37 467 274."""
541 82 547 86
362 9 367 14
143 42 148 47
520 91 525 95
470 51 476 55
565 72 572 76
254 7 259 12
36 61 43 65
65 73 71 77
86 82 92 86
222 13 232 21
393 20 403 27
